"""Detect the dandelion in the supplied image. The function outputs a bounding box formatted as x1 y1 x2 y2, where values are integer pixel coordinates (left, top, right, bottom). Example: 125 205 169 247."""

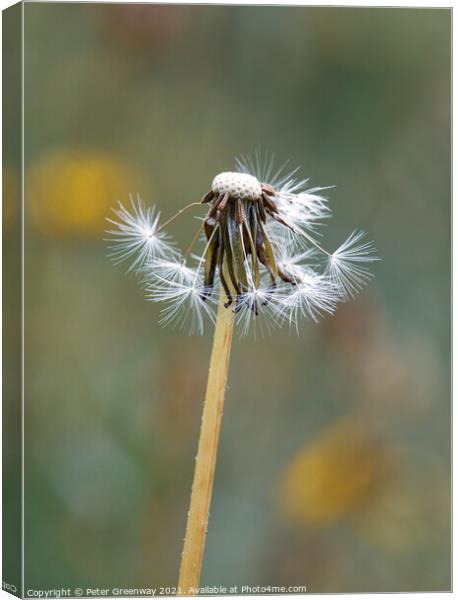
105 151 379 594
107 158 378 334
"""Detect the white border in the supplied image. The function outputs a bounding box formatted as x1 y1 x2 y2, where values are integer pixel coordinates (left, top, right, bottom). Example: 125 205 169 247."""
0 2 453 599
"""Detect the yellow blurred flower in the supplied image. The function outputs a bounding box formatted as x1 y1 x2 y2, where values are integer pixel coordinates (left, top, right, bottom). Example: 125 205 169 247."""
27 151 150 238
278 417 393 528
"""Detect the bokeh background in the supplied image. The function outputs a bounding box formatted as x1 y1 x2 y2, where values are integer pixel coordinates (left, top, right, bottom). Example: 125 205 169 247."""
5 3 451 594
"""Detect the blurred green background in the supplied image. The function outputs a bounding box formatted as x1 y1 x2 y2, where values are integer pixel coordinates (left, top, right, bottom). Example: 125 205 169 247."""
6 3 452 594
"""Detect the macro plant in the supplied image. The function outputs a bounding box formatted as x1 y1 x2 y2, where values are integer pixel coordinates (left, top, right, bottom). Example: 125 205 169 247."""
106 151 378 594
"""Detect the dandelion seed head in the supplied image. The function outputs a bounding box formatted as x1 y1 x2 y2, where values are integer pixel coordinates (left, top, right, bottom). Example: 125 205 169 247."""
106 152 378 335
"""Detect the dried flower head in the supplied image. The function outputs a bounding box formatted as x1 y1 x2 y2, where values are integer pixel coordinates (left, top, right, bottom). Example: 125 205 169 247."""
106 152 379 334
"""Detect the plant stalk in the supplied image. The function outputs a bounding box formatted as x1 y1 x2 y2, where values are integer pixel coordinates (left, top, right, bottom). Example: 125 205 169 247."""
178 291 235 595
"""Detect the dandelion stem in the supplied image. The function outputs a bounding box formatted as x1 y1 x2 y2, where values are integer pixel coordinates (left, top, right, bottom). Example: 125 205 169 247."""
178 291 235 595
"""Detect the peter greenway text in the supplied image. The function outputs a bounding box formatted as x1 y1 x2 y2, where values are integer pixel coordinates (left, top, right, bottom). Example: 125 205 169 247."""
24 585 308 597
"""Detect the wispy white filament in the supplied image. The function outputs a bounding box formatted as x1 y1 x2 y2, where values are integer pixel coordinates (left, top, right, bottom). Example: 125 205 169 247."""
106 194 176 272
147 256 196 284
147 276 215 336
281 269 338 328
326 230 379 299
235 285 286 337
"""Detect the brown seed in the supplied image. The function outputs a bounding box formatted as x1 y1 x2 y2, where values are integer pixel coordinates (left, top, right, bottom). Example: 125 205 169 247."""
261 183 275 196
257 198 267 223
208 194 224 218
235 198 244 225
262 192 278 213
218 192 230 212
201 190 215 204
